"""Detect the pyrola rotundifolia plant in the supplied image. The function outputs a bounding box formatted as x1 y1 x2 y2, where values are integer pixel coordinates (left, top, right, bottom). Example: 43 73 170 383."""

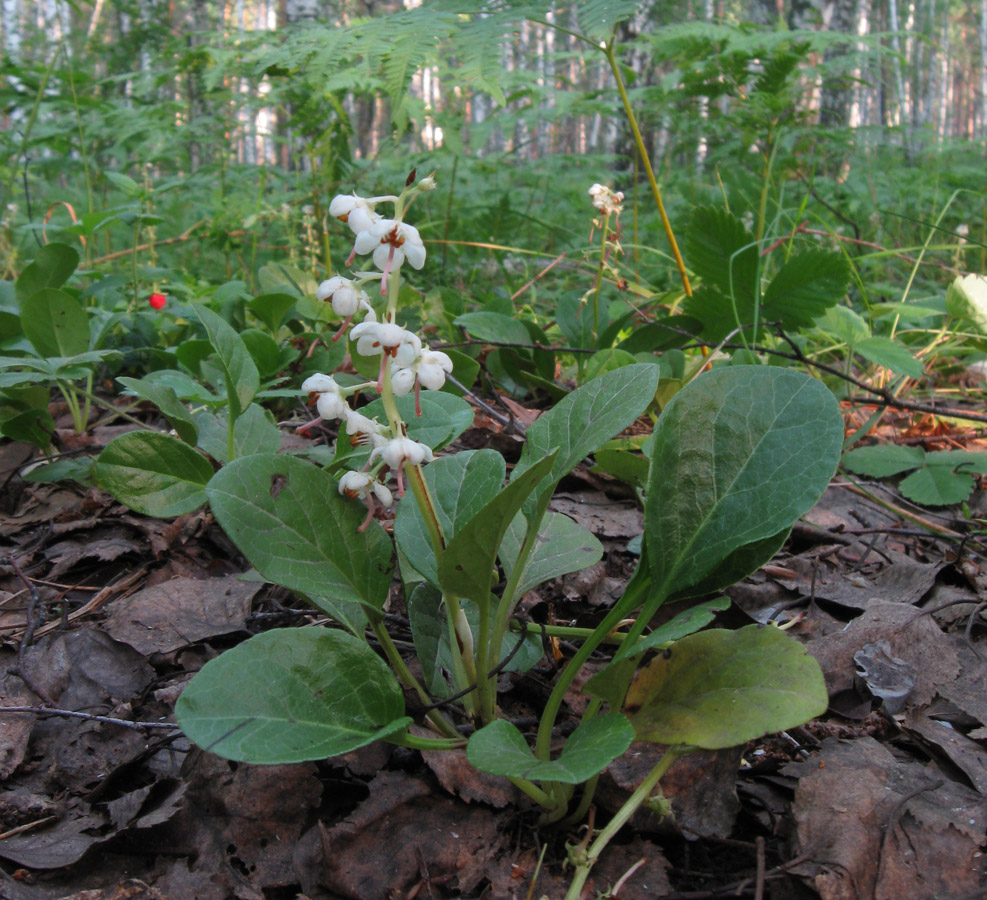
174 170 843 899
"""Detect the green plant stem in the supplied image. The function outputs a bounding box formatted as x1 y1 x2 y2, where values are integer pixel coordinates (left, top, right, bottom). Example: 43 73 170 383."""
391 731 464 751
589 213 611 340
509 776 556 810
603 40 691 299
516 621 630 645
564 747 684 900
533 600 630 761
368 618 460 740
56 381 85 433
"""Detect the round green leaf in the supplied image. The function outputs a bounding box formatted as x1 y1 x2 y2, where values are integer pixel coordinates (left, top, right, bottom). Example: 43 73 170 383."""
15 243 80 303
175 628 409 763
95 431 213 517
624 625 828 749
467 714 634 784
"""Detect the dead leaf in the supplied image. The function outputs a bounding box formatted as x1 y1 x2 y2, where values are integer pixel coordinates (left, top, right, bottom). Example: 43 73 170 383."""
103 576 258 655
550 492 644 538
788 736 987 900
311 770 505 899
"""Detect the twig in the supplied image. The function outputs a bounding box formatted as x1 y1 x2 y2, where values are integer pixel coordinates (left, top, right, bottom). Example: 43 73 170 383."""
6 555 55 704
445 373 513 428
754 836 766 900
0 705 177 730
0 816 59 841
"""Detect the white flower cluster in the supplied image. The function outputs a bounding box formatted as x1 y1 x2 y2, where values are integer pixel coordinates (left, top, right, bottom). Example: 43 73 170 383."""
589 183 624 217
299 178 453 531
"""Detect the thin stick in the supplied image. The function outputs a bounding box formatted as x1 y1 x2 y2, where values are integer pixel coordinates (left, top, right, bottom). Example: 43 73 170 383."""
0 705 177 730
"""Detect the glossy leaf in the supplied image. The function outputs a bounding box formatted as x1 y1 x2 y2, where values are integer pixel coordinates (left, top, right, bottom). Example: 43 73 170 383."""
614 597 730 662
195 403 282 464
467 714 634 784
95 432 213 517
646 367 842 601
624 625 828 749
206 454 393 612
499 511 603 598
15 243 79 303
175 628 410 763
454 310 530 346
194 304 259 420
512 363 659 515
117 376 198 445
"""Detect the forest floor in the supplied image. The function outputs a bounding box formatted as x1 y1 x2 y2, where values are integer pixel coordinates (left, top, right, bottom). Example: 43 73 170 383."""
1 394 987 900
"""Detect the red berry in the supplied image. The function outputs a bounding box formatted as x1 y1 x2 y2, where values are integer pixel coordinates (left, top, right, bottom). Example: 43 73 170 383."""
149 293 167 310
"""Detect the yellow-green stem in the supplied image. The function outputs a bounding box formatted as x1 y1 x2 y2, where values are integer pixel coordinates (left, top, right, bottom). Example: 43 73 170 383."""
604 40 691 299
564 747 684 900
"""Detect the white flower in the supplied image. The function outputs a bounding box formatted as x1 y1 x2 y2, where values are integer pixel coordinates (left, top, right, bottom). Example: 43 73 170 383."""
329 194 380 235
343 408 385 447
417 348 453 390
316 275 370 318
338 470 394 532
371 436 433 470
338 470 393 508
588 183 624 216
352 219 426 272
349 321 417 358
390 367 417 397
298 373 349 432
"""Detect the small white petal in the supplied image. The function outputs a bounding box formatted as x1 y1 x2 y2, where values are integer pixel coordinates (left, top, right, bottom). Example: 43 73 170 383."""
301 373 338 393
390 367 416 396
316 391 348 421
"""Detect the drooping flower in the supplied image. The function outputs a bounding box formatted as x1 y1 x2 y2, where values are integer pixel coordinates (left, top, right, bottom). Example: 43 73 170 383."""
370 435 433 495
329 194 380 236
316 275 375 341
338 470 394 531
391 347 454 414
298 372 349 434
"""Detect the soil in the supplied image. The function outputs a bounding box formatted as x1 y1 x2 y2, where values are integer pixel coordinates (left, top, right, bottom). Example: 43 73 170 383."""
1 404 986 900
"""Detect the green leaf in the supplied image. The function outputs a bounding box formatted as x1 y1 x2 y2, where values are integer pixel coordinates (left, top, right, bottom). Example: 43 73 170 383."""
618 315 704 354
467 714 634 784
103 171 143 197
194 305 259 420
20 289 90 358
681 285 745 343
814 305 870 345
240 329 284 378
762 249 851 328
591 447 650 490
842 444 925 477
624 625 828 749
15 243 79 303
195 403 282 464
454 310 531 346
0 408 54 449
647 367 843 601
499 511 603 597
438 453 557 605
584 348 637 381
247 292 297 333
175 628 410 763
21 456 94 484
898 466 976 506
206 454 393 613
95 432 213 517
615 597 731 661
556 292 606 349
395 449 507 586
117 376 198 445
512 363 659 514
854 337 925 378
684 207 759 308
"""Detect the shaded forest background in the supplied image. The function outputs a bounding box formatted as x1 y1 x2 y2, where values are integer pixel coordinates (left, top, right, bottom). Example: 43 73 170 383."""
1 0 985 289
